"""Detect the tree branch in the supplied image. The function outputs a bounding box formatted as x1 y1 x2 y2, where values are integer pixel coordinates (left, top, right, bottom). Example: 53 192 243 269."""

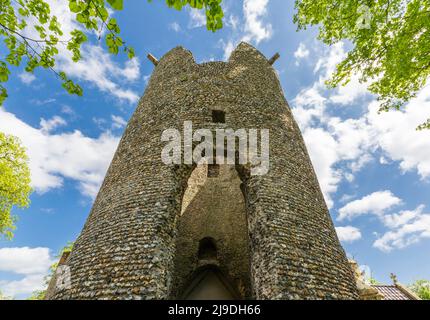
0 22 71 45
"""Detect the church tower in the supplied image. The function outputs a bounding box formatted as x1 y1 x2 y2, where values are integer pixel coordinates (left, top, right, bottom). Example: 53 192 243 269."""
48 43 358 300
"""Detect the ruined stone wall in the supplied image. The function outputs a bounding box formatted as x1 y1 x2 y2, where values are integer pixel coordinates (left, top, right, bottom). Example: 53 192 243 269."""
171 164 252 299
49 42 358 300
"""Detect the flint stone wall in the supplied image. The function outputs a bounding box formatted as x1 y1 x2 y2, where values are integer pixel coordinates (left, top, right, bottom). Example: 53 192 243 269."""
48 42 358 300
171 164 252 299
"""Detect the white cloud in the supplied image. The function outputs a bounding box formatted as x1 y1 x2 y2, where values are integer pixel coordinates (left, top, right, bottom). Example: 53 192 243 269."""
188 8 206 28
292 85 327 130
111 115 127 129
40 116 67 133
336 226 362 243
338 190 403 221
294 43 310 65
328 117 373 162
226 14 239 31
0 108 119 198
339 194 356 205
297 113 374 208
121 58 140 82
59 45 140 104
337 191 430 252
379 156 388 165
292 41 430 210
297 88 430 209
169 22 181 32
303 128 341 208
293 43 360 130
242 0 272 44
382 205 424 229
31 98 56 106
61 105 75 116
0 247 55 297
374 206 430 252
329 75 370 105
93 117 107 129
18 72 36 85
143 74 151 85
219 39 236 61
0 274 47 297
313 42 346 77
0 247 53 275
217 0 273 60
367 91 430 179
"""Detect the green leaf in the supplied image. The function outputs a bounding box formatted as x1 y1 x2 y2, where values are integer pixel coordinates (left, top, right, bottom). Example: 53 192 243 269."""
0 62 10 82
69 0 81 13
0 85 8 105
18 8 29 16
107 0 123 11
107 18 120 33
127 47 135 59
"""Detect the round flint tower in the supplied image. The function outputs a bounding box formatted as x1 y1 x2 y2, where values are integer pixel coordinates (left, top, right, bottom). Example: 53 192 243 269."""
48 43 358 300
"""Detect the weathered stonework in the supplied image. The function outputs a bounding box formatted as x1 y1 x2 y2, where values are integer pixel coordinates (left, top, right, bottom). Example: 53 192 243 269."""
349 260 384 300
48 43 359 300
171 164 252 299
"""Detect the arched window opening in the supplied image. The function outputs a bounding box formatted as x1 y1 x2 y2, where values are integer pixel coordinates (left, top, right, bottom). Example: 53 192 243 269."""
198 237 217 260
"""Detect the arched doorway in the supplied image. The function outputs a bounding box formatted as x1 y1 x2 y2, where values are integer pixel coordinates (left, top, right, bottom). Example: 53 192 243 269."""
171 164 252 299
180 266 240 300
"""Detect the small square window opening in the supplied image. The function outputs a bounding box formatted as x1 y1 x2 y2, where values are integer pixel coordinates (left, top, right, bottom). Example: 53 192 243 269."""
212 110 225 123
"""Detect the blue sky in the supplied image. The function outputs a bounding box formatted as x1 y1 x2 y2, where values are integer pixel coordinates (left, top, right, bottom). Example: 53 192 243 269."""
0 0 430 299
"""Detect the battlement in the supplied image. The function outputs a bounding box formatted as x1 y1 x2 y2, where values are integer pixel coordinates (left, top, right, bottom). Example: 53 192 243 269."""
152 42 274 66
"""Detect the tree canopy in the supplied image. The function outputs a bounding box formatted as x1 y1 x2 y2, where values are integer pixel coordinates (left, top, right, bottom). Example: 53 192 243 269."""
0 132 31 239
295 0 430 129
409 280 430 300
0 0 223 105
